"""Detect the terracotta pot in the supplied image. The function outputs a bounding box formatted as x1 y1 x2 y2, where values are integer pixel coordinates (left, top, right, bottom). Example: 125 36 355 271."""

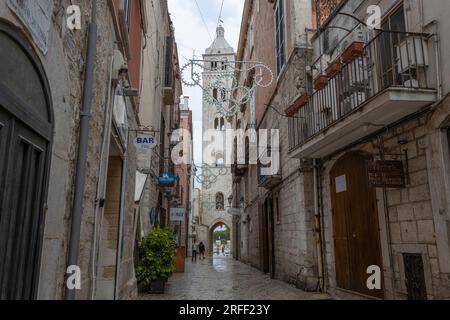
314 75 328 91
325 60 342 77
285 94 309 117
341 41 365 63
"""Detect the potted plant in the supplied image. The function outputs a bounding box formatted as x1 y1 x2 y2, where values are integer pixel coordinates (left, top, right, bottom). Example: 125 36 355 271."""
341 41 365 64
325 60 343 77
285 93 309 117
314 75 328 90
136 228 177 294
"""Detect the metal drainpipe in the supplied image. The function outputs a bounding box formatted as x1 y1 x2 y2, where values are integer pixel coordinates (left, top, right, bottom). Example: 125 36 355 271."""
313 159 325 292
65 1 97 300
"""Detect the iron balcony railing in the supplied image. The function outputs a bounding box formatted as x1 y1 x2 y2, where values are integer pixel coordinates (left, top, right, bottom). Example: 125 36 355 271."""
289 30 434 152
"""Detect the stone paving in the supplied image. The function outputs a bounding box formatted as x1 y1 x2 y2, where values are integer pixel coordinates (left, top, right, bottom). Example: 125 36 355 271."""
141 255 330 300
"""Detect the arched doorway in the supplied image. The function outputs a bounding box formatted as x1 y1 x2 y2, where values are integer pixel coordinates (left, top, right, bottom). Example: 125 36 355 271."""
209 220 231 257
0 21 53 299
330 151 383 298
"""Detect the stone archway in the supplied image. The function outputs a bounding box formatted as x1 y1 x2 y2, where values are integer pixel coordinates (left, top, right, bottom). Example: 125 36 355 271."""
208 218 233 256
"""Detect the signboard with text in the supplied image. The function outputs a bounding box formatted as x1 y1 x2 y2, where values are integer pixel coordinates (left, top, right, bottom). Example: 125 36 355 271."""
367 160 405 188
170 208 185 222
134 134 157 150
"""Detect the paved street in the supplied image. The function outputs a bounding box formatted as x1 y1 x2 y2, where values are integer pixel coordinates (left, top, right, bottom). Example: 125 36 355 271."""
141 255 330 300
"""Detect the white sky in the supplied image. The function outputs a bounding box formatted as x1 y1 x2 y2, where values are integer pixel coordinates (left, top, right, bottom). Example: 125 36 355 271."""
168 0 244 166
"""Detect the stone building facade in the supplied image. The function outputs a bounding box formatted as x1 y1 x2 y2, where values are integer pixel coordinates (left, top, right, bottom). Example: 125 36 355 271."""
137 0 183 237
232 0 318 290
286 0 450 299
0 0 181 300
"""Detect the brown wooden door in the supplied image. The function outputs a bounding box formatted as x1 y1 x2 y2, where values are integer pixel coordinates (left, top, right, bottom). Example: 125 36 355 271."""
330 152 384 298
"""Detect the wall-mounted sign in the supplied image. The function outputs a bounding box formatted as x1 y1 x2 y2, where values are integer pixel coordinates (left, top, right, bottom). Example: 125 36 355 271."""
134 134 157 150
8 0 53 54
170 208 185 222
368 160 405 188
335 175 347 193
157 172 179 186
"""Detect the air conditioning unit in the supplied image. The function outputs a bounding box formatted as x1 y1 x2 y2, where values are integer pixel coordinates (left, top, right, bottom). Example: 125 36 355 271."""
396 37 429 74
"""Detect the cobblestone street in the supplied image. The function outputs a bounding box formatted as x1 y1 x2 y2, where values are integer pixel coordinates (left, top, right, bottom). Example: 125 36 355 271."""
141 255 330 300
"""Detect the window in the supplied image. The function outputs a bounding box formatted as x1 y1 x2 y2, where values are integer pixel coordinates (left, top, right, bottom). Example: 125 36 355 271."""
214 118 219 130
216 193 225 210
211 61 218 70
221 89 227 101
213 88 218 100
221 59 228 70
380 5 406 87
220 118 225 131
275 0 286 75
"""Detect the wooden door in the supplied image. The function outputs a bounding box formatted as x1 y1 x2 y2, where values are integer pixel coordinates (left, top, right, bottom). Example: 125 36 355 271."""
0 110 49 299
330 152 384 298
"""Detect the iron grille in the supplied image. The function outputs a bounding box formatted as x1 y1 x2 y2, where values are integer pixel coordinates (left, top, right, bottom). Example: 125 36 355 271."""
403 253 427 300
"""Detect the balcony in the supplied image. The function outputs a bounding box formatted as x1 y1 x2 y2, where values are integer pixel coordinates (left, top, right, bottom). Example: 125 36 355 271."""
289 31 437 158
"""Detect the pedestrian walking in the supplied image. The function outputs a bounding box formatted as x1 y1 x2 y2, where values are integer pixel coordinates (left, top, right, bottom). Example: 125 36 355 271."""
192 241 199 262
199 241 206 260
222 245 225 256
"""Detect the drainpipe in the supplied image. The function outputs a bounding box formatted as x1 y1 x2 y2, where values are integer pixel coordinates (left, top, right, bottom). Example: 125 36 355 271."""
65 1 97 300
313 159 325 292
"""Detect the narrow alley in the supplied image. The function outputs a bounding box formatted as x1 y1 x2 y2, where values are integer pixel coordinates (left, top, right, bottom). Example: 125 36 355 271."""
141 255 330 300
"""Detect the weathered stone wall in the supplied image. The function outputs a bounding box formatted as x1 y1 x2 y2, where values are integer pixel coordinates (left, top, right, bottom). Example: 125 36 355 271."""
255 48 319 290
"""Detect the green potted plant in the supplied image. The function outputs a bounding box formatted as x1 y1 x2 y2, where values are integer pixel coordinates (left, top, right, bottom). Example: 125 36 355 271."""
136 228 177 294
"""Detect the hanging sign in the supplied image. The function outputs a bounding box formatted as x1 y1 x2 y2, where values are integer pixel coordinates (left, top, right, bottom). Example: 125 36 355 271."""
170 208 185 222
368 160 405 188
157 172 179 186
134 134 157 150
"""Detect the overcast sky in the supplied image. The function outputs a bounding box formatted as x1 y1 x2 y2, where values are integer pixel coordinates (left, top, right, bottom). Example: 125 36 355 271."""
168 0 244 166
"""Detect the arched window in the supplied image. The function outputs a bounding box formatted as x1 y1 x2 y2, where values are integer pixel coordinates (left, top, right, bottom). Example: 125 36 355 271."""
221 89 226 101
213 88 218 100
216 193 225 210
221 59 228 70
220 118 225 130
211 61 218 70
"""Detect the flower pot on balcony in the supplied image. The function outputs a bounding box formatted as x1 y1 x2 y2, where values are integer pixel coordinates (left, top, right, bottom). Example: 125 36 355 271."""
325 60 342 77
285 94 309 117
314 75 328 91
341 41 365 63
